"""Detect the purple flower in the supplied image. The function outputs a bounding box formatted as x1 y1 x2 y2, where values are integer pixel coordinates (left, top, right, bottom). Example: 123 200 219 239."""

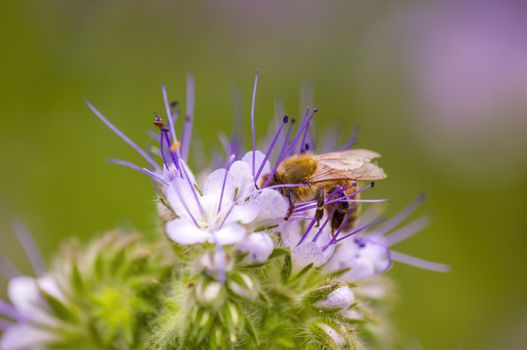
0 223 61 350
87 72 448 278
283 193 449 281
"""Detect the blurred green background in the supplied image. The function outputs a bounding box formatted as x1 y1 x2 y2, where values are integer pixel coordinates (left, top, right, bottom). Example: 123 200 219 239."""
1 1 527 349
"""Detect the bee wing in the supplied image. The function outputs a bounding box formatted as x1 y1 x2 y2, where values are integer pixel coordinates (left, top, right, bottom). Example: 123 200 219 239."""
310 149 387 182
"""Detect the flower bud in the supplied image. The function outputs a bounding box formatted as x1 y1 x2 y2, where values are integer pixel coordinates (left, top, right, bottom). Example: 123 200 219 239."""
315 285 355 310
194 280 223 306
227 272 257 300
198 250 233 280
310 322 347 348
236 233 274 264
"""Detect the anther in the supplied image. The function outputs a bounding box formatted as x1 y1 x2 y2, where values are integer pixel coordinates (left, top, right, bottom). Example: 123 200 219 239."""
170 141 180 153
153 112 165 129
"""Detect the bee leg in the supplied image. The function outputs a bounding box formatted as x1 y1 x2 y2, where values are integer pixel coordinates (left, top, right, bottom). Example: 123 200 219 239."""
284 191 296 221
331 187 350 233
315 188 325 227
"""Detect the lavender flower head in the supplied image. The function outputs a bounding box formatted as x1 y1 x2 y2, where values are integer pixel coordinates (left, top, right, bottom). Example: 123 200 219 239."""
1 72 448 349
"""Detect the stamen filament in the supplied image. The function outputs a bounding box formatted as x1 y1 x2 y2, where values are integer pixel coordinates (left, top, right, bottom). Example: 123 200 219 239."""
86 101 160 170
171 183 201 228
299 107 318 154
0 300 23 322
264 117 296 187
12 220 45 276
296 216 317 247
312 205 337 243
254 116 288 183
250 71 259 180
373 193 425 235
178 157 206 219
181 74 195 162
0 256 20 279
342 124 360 150
390 251 450 272
162 85 178 145
335 217 385 242
385 215 431 247
285 107 310 156
109 159 168 185
217 155 236 214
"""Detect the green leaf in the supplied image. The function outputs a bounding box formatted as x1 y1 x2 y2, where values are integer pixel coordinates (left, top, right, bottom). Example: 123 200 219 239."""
281 252 292 283
254 224 279 233
291 262 314 281
71 262 84 294
325 267 351 280
39 288 77 323
244 317 260 346
302 282 344 305
269 248 290 260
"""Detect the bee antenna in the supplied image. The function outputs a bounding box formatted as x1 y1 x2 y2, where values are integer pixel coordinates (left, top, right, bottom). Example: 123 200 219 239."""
283 115 289 123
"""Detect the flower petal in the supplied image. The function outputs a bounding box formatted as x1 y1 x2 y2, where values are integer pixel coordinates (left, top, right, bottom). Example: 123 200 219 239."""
249 189 288 229
241 150 270 184
226 200 260 225
228 160 254 199
166 219 209 245
292 242 333 268
8 277 41 319
213 223 246 245
330 240 391 281
236 233 274 264
0 323 54 350
165 178 202 222
279 220 303 248
316 286 355 310
203 168 236 205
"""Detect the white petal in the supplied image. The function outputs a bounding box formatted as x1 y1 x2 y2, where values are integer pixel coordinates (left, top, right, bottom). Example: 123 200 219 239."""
203 168 236 208
213 223 246 245
249 189 288 228
165 178 202 221
179 160 198 185
236 233 274 264
241 150 269 184
356 278 391 299
226 200 260 225
341 308 363 320
166 219 210 245
361 243 391 273
279 220 303 248
8 277 42 319
228 160 255 199
292 242 333 268
0 323 54 350
37 276 64 302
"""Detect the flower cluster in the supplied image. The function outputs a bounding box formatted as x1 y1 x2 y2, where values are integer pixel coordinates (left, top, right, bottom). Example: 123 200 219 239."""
0 73 448 349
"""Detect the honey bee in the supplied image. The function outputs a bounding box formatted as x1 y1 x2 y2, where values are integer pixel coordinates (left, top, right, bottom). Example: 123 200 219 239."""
261 149 386 232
